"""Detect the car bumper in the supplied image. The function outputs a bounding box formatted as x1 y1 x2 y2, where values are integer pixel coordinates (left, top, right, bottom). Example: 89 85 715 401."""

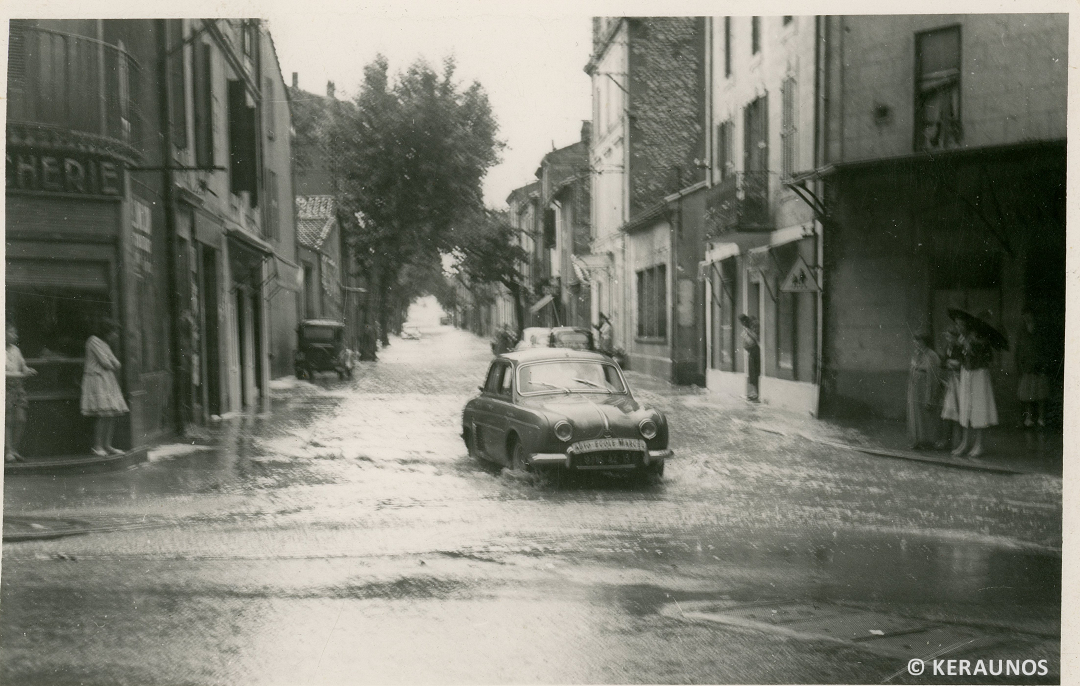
529 449 672 470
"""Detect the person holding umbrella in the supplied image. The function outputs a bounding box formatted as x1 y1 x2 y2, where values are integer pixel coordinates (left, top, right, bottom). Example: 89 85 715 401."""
949 308 1008 458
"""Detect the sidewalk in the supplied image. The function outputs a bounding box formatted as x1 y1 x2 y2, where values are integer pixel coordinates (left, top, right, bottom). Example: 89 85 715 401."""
624 371 1062 478
3 446 148 476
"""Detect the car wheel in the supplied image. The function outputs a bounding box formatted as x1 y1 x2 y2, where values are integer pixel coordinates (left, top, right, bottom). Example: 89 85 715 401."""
508 437 529 472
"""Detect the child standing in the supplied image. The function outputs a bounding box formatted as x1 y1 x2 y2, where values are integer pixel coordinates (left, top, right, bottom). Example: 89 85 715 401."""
6 323 36 462
80 320 129 456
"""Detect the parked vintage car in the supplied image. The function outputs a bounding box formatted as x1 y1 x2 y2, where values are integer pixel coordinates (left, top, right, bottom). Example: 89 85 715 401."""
400 325 422 340
462 348 672 479
294 319 353 380
513 326 595 352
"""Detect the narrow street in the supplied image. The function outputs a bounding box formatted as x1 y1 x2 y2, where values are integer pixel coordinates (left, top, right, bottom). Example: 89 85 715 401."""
1 326 1061 684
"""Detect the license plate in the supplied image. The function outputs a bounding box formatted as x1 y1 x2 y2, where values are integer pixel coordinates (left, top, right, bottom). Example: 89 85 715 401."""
569 438 646 453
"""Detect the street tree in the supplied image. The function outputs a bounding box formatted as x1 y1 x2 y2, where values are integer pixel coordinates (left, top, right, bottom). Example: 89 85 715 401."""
451 209 530 339
331 55 503 356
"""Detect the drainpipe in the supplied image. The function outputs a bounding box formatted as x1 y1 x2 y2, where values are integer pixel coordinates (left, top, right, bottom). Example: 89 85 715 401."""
157 19 187 433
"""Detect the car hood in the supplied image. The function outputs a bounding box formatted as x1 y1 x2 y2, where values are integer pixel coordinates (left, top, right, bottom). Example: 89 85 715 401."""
520 393 649 439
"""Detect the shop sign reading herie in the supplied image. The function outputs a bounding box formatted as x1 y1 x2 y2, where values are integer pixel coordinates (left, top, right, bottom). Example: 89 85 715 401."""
779 255 819 293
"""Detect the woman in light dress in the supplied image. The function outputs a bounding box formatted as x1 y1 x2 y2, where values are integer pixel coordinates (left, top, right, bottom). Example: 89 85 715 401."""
906 333 942 450
81 320 129 457
6 323 36 462
950 312 999 458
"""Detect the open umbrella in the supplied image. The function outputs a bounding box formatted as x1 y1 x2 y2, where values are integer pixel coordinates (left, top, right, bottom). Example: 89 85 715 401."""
947 308 1009 351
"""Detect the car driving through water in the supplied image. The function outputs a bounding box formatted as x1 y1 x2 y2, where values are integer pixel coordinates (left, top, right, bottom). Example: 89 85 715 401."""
462 348 671 480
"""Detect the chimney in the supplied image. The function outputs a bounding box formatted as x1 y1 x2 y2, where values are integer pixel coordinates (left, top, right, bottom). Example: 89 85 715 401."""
327 81 336 99
580 121 592 145
291 72 298 89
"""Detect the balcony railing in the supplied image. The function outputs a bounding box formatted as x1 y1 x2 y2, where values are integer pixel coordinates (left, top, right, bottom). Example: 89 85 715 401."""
704 171 772 237
7 23 143 157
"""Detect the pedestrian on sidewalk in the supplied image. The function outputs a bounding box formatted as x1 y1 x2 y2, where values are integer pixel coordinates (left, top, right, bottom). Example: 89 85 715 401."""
739 315 760 402
6 323 36 462
80 320 129 457
939 323 964 450
906 332 943 450
1015 309 1050 429
950 309 1004 458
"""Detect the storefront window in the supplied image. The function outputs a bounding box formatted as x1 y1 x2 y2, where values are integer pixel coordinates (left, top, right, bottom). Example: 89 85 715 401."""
6 288 111 360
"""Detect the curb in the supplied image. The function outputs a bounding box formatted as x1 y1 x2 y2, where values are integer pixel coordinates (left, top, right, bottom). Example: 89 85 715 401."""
2 516 93 542
749 424 1042 476
4 446 148 476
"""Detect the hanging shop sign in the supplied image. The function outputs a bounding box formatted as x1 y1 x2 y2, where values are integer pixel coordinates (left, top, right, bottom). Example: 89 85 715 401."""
6 149 123 196
131 199 153 275
779 255 819 293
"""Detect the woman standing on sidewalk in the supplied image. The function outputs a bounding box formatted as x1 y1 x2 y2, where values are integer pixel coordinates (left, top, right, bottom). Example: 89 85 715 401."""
906 333 943 449
739 315 760 402
951 310 1003 458
80 320 129 457
6 323 36 462
939 322 964 449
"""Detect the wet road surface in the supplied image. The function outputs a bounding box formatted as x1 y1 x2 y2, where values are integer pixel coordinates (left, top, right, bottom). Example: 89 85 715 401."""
1 327 1061 684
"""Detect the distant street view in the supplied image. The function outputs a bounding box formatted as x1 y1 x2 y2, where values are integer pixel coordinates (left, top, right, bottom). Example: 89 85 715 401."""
3 13 1065 685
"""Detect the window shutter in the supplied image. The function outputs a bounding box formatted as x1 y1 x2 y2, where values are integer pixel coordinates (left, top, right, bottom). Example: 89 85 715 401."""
193 42 213 168
168 20 187 148
227 79 258 204
543 208 556 249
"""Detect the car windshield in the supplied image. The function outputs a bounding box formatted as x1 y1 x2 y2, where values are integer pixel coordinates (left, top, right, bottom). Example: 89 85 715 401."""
518 360 626 395
303 327 339 343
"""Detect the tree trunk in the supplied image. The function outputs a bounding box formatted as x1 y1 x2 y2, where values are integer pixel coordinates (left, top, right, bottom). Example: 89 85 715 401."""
358 261 380 361
509 282 526 339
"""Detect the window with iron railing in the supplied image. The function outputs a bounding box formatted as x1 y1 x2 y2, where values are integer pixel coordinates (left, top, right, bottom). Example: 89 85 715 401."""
7 23 142 148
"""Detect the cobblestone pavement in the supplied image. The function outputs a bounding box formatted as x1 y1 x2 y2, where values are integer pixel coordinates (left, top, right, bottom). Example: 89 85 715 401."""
1 327 1061 684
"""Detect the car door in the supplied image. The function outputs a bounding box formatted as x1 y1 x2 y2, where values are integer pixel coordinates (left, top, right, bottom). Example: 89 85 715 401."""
487 361 516 464
471 361 506 461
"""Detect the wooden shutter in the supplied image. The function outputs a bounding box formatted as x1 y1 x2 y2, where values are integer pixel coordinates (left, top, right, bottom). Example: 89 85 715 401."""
228 79 258 203
193 42 213 168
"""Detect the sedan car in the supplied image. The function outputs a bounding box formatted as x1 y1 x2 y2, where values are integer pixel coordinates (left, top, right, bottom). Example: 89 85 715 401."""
462 348 672 479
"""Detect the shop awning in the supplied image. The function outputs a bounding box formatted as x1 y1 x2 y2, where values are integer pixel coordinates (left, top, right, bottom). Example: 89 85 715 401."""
226 225 275 254
7 259 110 292
274 256 302 292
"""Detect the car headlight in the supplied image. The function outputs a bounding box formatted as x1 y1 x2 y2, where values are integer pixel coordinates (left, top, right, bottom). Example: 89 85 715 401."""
553 421 573 442
639 418 658 440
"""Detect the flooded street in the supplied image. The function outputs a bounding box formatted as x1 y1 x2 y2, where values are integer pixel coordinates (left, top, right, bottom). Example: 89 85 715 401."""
1 327 1061 684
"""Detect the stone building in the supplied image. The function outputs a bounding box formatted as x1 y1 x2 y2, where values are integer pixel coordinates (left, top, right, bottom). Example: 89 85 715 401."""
585 17 707 383
5 19 300 459
700 15 822 414
809 14 1067 421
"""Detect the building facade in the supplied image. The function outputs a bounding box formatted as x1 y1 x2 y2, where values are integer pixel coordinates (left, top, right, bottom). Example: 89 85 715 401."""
701 15 821 414
585 17 707 383
812 14 1067 421
296 195 343 322
536 127 592 330
5 19 299 459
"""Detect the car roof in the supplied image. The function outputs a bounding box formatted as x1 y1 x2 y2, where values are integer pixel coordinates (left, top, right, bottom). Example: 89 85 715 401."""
550 327 592 334
498 347 612 363
300 319 344 327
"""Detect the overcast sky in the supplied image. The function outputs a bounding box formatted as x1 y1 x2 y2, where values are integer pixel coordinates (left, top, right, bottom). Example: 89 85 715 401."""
267 11 593 209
